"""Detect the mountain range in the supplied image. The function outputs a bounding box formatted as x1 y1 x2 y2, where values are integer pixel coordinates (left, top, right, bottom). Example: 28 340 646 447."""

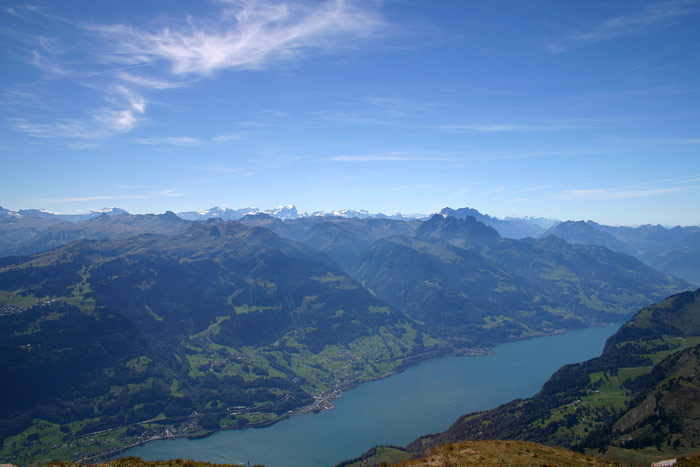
350 214 686 344
4 205 699 287
0 204 698 464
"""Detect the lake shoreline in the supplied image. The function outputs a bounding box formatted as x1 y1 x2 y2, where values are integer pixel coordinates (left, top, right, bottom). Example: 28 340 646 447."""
102 323 623 465
94 346 490 463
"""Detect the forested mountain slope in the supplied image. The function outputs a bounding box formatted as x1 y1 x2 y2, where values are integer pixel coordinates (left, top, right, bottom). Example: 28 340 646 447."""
348 289 700 467
0 221 433 464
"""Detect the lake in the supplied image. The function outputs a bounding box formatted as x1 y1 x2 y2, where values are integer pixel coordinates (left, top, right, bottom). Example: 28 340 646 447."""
120 324 621 466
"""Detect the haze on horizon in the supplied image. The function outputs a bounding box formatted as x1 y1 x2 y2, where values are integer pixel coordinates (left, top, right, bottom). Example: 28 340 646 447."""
2 0 699 226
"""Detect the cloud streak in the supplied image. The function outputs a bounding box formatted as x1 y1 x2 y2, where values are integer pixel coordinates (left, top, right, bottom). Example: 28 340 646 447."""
327 152 449 162
557 186 691 200
12 85 145 138
556 173 700 201
37 189 185 204
117 71 184 89
436 121 598 133
545 0 700 54
136 136 201 146
481 186 505 196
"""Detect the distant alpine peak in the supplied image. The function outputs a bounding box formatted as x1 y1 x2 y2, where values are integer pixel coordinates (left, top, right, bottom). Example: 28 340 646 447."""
0 206 22 218
437 206 548 239
88 207 128 215
266 205 301 219
440 206 489 220
8 207 131 221
311 208 372 218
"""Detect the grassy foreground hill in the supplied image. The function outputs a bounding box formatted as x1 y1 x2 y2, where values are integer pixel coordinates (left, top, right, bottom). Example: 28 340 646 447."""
343 289 700 466
340 440 618 467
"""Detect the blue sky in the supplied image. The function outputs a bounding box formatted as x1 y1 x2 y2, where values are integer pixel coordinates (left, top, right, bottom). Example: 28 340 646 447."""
1 0 699 225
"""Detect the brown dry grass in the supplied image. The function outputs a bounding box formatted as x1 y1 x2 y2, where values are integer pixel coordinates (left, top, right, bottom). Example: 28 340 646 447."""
396 440 618 467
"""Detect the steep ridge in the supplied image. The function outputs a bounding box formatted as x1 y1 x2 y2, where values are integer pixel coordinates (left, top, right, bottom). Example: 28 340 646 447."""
354 289 700 466
415 214 500 248
440 207 546 239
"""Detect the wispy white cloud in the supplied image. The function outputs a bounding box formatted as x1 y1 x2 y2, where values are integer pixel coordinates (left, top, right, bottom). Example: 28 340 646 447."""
13 118 96 139
136 136 201 145
361 97 439 117
624 173 700 189
327 152 448 162
451 187 471 196
615 136 700 145
11 0 384 140
437 122 592 133
2 85 54 108
14 105 141 138
117 71 184 89
44 195 114 203
197 166 245 174
158 189 185 198
37 35 64 54
31 49 70 76
89 0 383 76
457 148 602 161
355 184 430 192
545 0 700 54
314 96 439 127
37 189 185 204
439 123 530 133
117 86 145 113
68 142 101 150
212 132 241 142
557 173 700 200
9 64 146 137
481 186 505 196
514 184 551 194
93 109 137 133
140 132 241 145
194 154 299 178
557 186 691 200
90 86 146 133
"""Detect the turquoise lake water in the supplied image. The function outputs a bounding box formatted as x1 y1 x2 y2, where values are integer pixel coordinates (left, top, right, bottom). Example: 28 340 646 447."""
120 324 621 466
